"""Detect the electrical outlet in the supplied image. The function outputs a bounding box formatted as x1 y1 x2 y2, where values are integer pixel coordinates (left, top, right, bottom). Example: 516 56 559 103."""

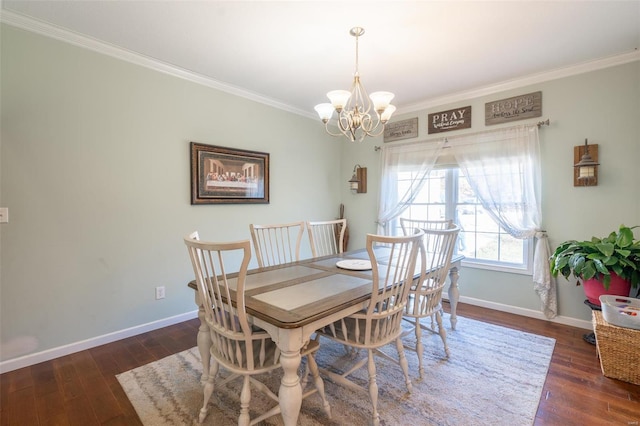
155 286 165 300
0 208 8 223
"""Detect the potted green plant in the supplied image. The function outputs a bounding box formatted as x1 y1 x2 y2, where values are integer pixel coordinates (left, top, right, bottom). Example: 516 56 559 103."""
550 224 640 305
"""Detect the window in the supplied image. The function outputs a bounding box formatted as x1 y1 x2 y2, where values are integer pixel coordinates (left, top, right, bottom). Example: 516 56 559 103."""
394 167 533 274
377 125 552 316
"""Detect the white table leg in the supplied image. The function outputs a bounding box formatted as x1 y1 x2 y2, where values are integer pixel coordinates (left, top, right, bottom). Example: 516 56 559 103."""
448 265 460 330
275 327 303 426
255 325 306 426
194 291 212 384
279 352 302 425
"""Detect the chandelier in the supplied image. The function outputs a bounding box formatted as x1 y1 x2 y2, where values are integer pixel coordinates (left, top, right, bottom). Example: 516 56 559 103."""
314 27 396 142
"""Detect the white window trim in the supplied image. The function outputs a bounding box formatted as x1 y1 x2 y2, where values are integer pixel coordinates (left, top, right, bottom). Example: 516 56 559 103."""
461 241 534 275
449 167 533 274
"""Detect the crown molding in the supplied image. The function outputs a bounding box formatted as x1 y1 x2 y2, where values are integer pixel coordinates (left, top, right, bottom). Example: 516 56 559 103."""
2 10 638 120
399 49 640 114
0 10 311 118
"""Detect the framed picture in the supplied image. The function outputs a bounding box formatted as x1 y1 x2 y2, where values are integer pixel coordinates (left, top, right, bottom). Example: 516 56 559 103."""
190 142 269 204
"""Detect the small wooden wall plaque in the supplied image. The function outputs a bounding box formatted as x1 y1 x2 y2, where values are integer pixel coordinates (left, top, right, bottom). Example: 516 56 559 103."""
384 117 418 142
428 106 471 134
356 167 367 193
485 91 542 125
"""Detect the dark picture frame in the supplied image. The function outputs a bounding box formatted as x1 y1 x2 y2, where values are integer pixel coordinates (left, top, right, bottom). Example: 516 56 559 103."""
190 142 269 204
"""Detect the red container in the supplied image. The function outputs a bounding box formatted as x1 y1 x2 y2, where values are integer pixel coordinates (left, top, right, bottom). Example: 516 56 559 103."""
583 273 632 306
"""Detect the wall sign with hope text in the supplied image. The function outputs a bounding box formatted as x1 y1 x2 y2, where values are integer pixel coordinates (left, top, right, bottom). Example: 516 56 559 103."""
428 106 472 134
485 91 542 125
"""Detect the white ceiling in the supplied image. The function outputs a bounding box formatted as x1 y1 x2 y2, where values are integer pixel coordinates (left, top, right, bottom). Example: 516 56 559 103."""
2 1 639 118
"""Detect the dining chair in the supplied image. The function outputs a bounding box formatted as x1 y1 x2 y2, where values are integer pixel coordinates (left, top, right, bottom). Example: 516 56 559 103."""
306 219 347 257
399 218 455 328
249 221 305 267
400 217 454 233
184 233 331 425
400 226 460 377
315 231 423 426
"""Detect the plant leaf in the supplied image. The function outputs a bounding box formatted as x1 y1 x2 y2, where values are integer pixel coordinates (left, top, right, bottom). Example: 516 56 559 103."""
595 242 614 257
601 273 612 290
614 248 631 258
581 261 596 280
593 258 609 274
617 226 634 248
570 255 585 275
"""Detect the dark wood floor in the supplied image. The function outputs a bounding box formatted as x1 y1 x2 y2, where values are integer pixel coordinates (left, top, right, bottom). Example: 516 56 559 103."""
2 302 639 425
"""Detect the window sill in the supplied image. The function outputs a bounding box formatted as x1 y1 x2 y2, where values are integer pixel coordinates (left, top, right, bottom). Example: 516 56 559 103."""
461 259 532 276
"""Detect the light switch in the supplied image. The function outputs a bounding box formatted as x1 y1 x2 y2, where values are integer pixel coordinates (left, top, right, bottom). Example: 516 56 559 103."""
0 208 8 223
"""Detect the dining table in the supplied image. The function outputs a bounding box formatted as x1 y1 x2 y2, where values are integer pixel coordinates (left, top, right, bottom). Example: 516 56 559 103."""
188 247 463 426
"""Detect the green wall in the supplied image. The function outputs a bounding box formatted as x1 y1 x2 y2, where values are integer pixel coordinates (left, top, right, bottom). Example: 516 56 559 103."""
0 25 341 364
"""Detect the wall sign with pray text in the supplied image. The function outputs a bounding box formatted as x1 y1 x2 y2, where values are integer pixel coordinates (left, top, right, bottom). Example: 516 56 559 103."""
485 91 542 125
428 106 471 134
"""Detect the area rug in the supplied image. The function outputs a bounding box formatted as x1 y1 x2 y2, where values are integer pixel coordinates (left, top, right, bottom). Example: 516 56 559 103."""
117 316 555 425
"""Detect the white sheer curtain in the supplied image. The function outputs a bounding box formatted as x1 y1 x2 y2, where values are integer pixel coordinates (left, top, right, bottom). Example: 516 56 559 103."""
376 125 556 319
376 139 446 234
448 125 555 318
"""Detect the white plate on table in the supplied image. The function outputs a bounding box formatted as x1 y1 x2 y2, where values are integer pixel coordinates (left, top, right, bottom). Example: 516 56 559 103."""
336 259 372 271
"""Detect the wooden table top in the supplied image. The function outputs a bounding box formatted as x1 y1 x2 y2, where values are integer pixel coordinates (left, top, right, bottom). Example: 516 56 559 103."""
188 248 463 329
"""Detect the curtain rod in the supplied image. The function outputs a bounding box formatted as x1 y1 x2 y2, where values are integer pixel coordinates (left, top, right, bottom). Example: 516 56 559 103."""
374 118 551 151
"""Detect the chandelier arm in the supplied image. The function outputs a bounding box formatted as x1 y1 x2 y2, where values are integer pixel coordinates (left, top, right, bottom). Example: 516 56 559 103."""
349 125 359 142
323 122 349 138
337 113 352 133
355 129 368 143
351 76 372 116
359 113 376 133
333 113 356 142
362 123 386 138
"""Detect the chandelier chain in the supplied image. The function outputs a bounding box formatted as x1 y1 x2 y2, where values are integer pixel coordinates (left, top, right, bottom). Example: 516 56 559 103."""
354 29 359 75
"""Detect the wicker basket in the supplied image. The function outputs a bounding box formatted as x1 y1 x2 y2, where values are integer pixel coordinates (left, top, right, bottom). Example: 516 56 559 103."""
592 311 640 385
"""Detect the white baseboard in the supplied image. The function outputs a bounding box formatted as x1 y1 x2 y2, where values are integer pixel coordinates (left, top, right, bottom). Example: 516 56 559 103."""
449 295 593 330
0 310 199 374
1 297 593 374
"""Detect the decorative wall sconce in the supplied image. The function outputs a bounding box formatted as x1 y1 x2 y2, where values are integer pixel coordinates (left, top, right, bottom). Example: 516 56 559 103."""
349 165 367 193
574 138 599 187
